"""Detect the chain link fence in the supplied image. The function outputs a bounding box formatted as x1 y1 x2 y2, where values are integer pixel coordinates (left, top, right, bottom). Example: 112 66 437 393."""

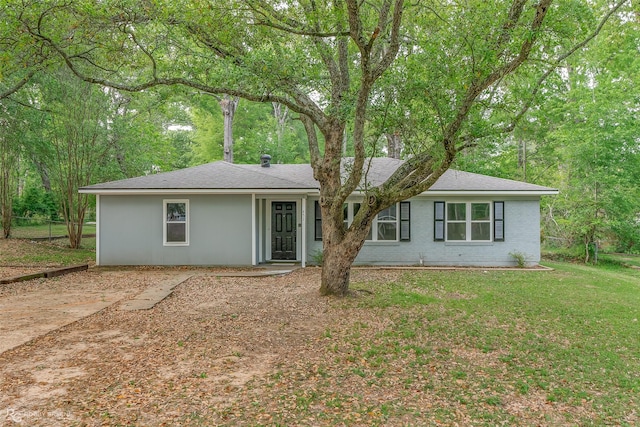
8 216 96 241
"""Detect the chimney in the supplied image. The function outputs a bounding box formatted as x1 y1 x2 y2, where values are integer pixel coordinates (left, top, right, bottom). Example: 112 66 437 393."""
260 154 272 168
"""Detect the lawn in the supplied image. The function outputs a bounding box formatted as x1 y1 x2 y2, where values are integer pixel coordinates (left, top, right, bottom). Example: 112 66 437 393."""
599 252 640 268
0 235 95 267
221 263 639 426
1 246 638 425
8 222 96 240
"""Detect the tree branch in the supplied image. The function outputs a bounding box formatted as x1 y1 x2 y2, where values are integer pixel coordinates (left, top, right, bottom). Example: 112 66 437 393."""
0 69 37 100
502 0 630 132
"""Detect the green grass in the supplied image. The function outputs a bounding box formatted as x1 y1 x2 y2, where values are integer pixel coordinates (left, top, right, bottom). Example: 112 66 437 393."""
350 263 640 425
232 262 640 426
0 235 96 266
599 252 640 268
9 223 96 239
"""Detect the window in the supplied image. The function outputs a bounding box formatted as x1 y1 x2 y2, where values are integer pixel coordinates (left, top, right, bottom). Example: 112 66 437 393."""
435 201 503 242
164 200 189 245
316 200 411 242
376 205 397 240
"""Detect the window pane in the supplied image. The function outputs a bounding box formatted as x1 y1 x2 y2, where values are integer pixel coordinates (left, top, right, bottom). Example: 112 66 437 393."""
354 203 361 215
471 222 491 240
378 205 396 221
377 222 397 240
447 203 466 221
447 223 466 240
167 223 186 242
471 203 490 220
167 203 186 221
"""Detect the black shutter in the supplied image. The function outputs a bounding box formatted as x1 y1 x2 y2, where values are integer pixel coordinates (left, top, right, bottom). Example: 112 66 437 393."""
494 201 504 241
434 201 445 241
400 201 410 241
314 201 323 241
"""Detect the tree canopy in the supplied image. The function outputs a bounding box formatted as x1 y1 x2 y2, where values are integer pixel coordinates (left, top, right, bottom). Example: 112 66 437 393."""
1 0 634 294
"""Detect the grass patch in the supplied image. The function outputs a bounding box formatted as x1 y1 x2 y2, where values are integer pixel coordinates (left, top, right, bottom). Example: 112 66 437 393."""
226 262 640 426
0 238 95 266
9 223 96 239
598 252 640 268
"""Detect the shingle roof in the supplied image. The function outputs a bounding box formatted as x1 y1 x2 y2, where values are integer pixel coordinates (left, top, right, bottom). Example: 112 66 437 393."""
429 169 554 192
80 158 557 194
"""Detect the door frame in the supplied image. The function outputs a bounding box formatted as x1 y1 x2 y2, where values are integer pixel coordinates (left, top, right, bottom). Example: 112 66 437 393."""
265 198 302 262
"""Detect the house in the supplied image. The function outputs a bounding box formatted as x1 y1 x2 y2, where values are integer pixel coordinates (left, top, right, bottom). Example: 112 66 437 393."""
79 157 557 267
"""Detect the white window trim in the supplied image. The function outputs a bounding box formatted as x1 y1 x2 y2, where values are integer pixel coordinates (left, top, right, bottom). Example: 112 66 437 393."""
163 199 190 246
344 201 400 242
445 201 492 243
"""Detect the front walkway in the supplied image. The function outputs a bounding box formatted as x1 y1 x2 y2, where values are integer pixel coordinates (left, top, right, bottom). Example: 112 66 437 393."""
0 266 297 355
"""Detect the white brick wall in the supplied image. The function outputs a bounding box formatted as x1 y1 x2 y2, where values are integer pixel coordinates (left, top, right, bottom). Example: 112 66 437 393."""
306 196 542 267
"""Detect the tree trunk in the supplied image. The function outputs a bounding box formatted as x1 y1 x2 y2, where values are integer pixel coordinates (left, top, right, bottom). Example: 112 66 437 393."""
0 170 13 238
32 159 52 192
518 137 527 181
0 137 17 239
272 102 288 153
386 132 402 159
320 245 356 296
220 95 239 163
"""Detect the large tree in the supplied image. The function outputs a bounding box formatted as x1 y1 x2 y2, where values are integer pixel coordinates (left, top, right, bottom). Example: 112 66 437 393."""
453 3 639 256
11 0 630 294
0 102 22 238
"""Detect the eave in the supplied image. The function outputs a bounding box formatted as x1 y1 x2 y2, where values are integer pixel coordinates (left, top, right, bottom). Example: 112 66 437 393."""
78 188 320 196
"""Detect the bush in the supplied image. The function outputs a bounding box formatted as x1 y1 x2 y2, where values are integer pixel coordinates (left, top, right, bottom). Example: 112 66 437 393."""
13 186 59 220
311 249 324 266
509 251 528 268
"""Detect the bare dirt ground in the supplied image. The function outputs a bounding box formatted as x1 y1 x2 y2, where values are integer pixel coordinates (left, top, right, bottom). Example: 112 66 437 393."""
0 265 374 426
0 268 191 354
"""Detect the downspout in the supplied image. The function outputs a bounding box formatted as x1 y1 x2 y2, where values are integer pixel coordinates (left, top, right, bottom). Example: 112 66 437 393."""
95 194 100 266
251 193 256 266
258 198 263 264
301 195 307 268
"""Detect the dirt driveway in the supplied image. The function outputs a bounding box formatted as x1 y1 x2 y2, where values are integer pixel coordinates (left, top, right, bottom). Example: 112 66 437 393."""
0 268 193 355
0 266 358 426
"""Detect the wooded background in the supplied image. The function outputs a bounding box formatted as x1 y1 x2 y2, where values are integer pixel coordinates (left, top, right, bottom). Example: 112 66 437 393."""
1 0 638 261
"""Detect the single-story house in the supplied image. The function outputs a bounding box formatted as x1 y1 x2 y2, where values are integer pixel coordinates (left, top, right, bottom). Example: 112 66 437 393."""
79 157 557 267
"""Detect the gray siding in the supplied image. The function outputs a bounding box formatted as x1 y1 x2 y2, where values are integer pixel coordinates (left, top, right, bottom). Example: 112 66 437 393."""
305 196 541 267
98 194 252 266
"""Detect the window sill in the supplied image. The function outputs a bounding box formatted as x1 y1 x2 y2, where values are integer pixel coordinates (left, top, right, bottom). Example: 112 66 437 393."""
363 241 400 246
163 243 190 247
444 241 494 246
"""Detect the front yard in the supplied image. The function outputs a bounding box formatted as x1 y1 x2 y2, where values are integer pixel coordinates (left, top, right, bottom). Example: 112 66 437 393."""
0 239 639 426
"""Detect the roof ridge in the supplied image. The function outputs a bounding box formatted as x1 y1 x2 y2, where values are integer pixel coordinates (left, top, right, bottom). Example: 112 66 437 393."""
235 163 318 188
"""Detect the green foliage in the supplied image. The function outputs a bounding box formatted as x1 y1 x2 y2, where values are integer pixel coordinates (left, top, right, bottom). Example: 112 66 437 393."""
311 249 324 266
452 5 640 256
191 98 309 165
0 238 95 265
13 186 58 220
508 251 528 268
1 0 634 295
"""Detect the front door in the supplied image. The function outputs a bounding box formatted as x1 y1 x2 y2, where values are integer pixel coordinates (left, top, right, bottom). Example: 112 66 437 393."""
271 202 296 260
